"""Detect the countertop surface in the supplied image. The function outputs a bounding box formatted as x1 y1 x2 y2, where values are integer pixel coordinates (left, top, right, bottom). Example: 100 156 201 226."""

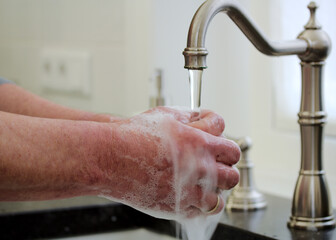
220 194 336 240
0 194 335 240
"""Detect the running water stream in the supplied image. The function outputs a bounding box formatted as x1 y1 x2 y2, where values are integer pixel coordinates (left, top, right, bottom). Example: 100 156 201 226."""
189 69 203 114
176 69 223 240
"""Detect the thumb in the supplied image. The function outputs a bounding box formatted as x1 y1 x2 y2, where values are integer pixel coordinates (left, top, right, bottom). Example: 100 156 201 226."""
187 110 225 136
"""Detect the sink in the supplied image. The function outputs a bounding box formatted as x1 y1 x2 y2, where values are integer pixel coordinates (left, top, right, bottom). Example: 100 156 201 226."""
49 229 177 240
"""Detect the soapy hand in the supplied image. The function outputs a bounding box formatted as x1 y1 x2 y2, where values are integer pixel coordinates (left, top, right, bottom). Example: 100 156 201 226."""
98 106 240 219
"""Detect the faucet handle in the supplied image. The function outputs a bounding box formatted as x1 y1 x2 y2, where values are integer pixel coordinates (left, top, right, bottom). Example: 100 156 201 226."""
305 2 321 30
236 136 252 152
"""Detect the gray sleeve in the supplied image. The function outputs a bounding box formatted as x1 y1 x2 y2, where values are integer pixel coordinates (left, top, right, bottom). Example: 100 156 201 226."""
0 78 13 85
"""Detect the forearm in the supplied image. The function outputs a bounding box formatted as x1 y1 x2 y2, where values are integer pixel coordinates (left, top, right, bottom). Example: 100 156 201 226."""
0 106 241 219
0 111 113 201
0 84 120 122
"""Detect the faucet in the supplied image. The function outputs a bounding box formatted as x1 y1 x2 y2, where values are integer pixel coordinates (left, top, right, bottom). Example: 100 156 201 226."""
183 0 335 230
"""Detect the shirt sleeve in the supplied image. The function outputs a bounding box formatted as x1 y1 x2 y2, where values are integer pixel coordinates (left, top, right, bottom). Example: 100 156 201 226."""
0 78 13 85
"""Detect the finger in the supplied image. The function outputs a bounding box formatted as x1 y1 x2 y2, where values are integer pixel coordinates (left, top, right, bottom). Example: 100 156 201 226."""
208 137 241 166
216 163 240 190
202 193 224 215
184 206 203 218
149 106 191 124
177 188 204 218
188 110 225 136
188 186 224 215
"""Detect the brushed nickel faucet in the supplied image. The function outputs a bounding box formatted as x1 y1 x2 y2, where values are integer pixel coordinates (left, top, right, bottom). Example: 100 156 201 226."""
183 0 335 230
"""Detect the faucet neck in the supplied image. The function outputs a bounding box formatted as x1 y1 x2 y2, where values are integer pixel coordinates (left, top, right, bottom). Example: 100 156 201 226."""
183 0 309 70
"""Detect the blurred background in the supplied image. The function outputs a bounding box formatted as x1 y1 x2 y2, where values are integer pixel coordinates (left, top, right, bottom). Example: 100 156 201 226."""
0 0 335 209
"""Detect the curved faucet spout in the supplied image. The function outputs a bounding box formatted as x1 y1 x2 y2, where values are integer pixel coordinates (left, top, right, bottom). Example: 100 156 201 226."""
183 0 335 230
183 0 308 69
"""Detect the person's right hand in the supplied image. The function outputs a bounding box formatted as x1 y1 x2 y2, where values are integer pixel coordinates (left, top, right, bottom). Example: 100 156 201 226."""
95 107 240 219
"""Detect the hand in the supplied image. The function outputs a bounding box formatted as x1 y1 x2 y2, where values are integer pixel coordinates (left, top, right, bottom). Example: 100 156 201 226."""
98 106 240 219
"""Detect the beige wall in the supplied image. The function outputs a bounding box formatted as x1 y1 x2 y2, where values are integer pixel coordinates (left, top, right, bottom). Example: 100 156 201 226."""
0 0 152 116
0 0 335 206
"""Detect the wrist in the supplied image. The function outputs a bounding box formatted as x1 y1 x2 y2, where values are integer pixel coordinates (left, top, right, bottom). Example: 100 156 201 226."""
77 122 122 197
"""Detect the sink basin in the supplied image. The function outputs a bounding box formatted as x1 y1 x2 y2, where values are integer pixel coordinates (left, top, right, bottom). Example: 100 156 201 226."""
50 229 177 240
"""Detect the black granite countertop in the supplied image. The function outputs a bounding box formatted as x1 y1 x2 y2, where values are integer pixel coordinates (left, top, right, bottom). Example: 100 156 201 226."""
0 194 335 240
219 194 336 240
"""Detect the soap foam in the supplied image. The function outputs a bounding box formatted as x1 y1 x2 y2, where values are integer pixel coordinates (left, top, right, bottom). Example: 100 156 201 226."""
101 107 224 240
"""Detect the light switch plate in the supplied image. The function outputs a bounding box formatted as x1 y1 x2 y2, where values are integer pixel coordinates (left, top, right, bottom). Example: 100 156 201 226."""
40 48 91 96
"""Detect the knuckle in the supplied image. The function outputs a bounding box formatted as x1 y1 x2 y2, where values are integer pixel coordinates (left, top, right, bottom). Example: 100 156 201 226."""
198 165 208 178
230 169 240 188
209 113 225 135
230 141 241 164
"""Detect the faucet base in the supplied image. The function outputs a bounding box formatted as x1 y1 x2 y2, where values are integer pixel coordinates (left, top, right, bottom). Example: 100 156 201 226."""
225 136 267 211
225 188 267 211
288 215 336 231
288 172 336 231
